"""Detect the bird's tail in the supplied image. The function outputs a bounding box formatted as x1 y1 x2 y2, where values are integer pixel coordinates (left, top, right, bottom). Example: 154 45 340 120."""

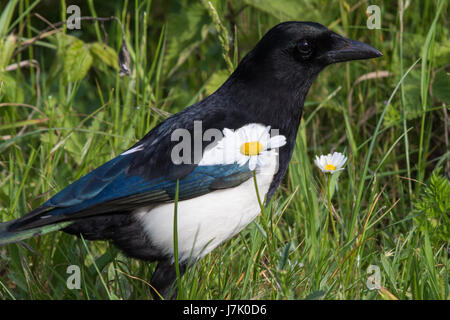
0 218 72 246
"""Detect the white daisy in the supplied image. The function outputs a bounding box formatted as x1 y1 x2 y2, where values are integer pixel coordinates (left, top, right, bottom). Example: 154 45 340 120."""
234 124 286 170
199 123 286 170
314 152 347 173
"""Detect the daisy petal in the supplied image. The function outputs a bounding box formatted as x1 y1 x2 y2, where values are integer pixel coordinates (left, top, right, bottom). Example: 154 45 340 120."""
269 135 286 149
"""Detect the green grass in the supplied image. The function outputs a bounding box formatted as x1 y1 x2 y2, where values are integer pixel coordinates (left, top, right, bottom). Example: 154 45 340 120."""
0 0 449 300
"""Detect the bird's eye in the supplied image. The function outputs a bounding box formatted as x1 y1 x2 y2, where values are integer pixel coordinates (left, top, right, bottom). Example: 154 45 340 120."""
296 39 313 58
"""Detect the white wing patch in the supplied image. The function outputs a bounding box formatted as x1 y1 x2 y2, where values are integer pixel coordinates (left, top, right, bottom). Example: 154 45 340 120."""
121 144 145 156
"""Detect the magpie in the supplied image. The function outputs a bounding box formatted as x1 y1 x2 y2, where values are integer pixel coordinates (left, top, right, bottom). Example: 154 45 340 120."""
0 21 381 299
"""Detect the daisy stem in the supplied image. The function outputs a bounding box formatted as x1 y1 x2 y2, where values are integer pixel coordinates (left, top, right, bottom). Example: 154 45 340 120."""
253 170 264 212
253 170 272 247
327 175 338 242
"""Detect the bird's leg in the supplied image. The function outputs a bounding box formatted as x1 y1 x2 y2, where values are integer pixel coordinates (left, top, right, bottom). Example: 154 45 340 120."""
150 259 187 300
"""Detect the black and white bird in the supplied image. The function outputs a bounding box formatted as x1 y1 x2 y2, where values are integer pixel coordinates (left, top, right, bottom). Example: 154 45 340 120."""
0 21 381 299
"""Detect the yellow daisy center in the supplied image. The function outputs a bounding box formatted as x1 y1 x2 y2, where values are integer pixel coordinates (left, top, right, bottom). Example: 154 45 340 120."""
325 164 336 171
240 141 264 156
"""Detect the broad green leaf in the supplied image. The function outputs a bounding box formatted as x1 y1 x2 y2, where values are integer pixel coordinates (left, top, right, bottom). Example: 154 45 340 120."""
54 32 80 47
399 70 422 120
0 71 23 103
63 40 93 83
0 34 17 69
89 42 119 70
384 102 401 128
431 68 450 103
434 37 450 68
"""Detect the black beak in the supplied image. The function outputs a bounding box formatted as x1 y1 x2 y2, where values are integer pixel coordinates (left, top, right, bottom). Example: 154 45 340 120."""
324 33 382 64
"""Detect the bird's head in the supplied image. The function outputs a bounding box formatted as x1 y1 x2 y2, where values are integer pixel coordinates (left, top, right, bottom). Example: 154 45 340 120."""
230 21 382 92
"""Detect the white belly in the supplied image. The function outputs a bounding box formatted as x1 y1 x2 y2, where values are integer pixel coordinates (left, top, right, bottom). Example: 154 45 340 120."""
134 157 277 262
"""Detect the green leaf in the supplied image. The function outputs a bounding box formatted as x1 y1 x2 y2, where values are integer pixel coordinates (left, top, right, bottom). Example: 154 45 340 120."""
277 242 291 270
63 40 93 83
304 290 326 300
165 3 210 72
54 32 80 47
0 34 17 69
413 168 450 245
385 70 424 125
0 72 24 103
384 102 401 128
87 251 112 275
0 0 18 38
434 37 450 68
89 42 119 70
403 71 423 119
432 69 450 103
243 0 321 21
